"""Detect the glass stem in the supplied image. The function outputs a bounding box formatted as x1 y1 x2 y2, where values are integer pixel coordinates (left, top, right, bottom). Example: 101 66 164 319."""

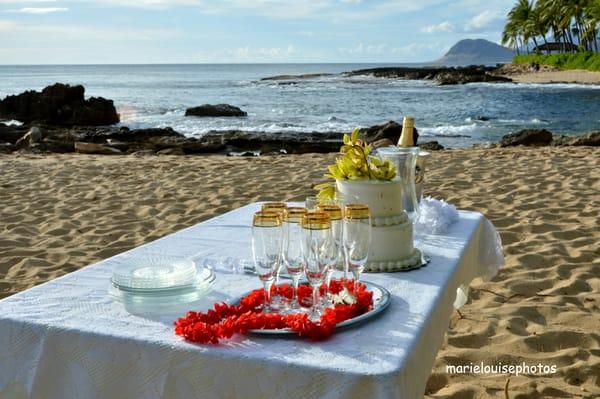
311 284 320 319
273 271 280 296
291 274 300 307
325 269 332 299
352 269 360 296
263 279 273 313
343 252 349 283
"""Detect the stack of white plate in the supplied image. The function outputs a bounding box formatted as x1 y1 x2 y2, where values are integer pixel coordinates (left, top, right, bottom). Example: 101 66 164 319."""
109 255 215 309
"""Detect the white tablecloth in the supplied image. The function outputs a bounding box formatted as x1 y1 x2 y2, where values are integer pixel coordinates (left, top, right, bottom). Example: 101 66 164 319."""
0 203 503 399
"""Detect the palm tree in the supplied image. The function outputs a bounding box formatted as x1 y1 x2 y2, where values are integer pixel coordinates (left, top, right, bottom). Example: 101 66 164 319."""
504 0 600 54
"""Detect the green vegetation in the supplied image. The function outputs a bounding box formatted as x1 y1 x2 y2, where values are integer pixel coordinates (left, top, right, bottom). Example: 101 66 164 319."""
502 0 600 55
514 52 600 70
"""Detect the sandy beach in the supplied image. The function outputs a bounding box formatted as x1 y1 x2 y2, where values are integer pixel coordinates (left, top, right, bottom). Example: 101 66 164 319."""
506 69 600 85
0 147 598 397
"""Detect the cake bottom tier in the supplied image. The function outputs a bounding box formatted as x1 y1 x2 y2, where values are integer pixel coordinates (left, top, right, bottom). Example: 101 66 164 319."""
364 220 423 272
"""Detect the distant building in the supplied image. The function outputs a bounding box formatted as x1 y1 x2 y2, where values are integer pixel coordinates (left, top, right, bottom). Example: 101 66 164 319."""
533 42 580 54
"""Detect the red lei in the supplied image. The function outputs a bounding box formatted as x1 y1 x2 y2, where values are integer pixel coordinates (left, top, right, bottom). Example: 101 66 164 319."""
174 279 373 344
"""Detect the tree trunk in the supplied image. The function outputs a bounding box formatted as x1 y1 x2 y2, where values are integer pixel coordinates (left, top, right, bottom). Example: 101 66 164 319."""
541 34 550 55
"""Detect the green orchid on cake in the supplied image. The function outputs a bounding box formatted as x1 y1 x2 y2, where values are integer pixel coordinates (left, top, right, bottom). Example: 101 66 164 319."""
315 128 396 201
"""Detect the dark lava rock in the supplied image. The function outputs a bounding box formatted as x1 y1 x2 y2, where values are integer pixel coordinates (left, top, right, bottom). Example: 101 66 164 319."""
418 141 445 151
358 120 419 145
565 131 600 146
260 73 334 81
14 126 43 149
75 142 122 155
435 70 512 86
185 104 247 117
0 142 13 154
201 130 342 154
347 65 513 86
157 147 185 155
0 124 28 144
370 138 395 149
500 129 554 147
0 83 119 126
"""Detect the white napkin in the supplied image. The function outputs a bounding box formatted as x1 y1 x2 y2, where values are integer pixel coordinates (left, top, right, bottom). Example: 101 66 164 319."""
415 196 459 235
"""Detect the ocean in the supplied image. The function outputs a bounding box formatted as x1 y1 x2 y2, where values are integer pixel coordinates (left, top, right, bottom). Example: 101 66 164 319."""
1 63 599 148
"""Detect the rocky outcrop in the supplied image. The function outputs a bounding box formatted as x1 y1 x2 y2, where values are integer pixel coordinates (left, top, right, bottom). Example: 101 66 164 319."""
346 65 513 86
0 83 119 126
500 129 554 147
435 70 512 85
0 124 29 144
501 129 599 147
14 127 42 149
559 131 600 146
358 121 419 145
75 142 122 155
261 73 333 81
419 141 445 151
185 104 247 117
3 121 596 156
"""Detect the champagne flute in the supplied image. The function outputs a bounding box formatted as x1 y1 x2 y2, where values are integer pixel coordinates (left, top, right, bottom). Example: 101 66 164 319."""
252 211 283 313
301 212 332 322
316 204 342 308
305 196 319 211
343 204 372 296
282 207 308 312
261 202 288 311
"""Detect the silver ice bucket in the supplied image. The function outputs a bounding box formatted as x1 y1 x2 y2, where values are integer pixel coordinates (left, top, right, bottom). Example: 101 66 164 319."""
415 151 430 203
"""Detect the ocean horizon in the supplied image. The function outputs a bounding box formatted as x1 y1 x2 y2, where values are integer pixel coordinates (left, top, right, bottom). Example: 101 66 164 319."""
2 63 599 148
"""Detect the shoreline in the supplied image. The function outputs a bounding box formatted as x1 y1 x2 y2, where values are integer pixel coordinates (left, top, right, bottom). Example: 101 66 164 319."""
505 69 600 85
1 121 598 157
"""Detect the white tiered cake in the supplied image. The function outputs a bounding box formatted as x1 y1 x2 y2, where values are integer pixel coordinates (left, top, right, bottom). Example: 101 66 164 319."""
336 179 422 272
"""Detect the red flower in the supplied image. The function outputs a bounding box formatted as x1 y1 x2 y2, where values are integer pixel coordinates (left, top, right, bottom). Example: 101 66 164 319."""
173 279 374 344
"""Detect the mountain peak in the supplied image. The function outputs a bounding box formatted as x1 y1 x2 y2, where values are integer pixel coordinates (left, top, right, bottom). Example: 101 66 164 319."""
434 39 513 66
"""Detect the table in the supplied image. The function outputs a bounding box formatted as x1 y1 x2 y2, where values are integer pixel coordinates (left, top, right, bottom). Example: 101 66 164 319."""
0 203 504 399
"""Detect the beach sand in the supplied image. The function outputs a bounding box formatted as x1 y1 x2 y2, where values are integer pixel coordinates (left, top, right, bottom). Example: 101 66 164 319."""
507 70 600 85
1 147 599 397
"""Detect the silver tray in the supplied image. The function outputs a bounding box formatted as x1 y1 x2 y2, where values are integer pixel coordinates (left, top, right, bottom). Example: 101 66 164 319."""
230 280 391 335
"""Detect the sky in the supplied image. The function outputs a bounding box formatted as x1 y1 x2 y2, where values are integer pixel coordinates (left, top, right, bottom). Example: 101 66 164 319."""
0 0 513 64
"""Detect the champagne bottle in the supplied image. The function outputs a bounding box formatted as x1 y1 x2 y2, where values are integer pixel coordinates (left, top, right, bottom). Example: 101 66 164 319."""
398 116 415 147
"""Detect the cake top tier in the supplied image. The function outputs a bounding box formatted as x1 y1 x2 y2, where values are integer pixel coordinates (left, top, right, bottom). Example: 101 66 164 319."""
336 179 403 219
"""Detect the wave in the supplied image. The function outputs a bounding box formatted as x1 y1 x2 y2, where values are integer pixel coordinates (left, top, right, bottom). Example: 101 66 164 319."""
497 118 548 125
1 119 23 126
419 123 477 137
475 81 600 90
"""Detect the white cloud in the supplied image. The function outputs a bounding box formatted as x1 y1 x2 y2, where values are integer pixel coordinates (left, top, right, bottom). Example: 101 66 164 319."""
298 30 315 37
421 21 454 34
464 10 500 32
224 44 298 60
0 0 58 3
9 7 68 13
338 43 388 55
0 18 16 30
391 42 445 56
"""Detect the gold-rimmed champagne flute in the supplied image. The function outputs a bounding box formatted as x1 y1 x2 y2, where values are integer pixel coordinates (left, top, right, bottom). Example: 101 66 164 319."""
305 196 319 211
252 211 283 313
301 212 334 322
282 207 308 312
343 204 372 296
261 202 288 311
316 204 342 308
